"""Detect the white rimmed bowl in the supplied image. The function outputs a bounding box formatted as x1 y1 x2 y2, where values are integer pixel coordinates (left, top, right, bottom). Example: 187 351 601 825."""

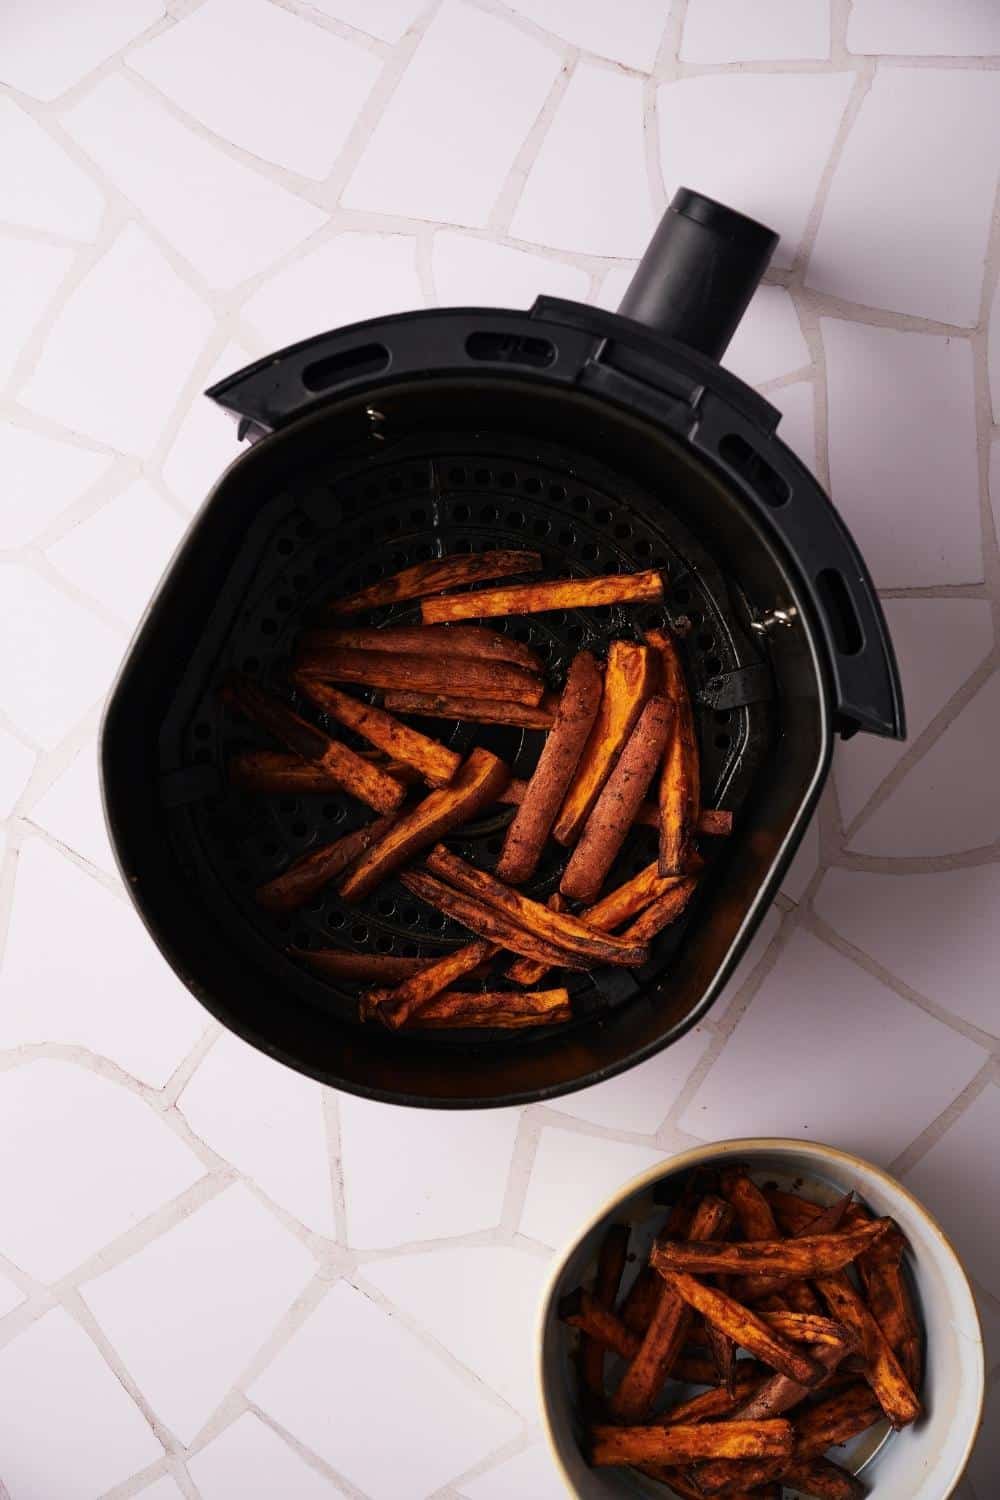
537 1138 984 1499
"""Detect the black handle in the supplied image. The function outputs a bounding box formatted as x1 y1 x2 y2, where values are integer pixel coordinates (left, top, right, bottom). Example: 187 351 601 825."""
618 189 779 361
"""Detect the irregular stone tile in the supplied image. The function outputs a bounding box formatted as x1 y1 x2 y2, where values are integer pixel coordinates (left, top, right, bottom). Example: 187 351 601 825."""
771 379 817 471
0 0 162 100
241 233 423 350
504 0 667 70
0 97 104 239
593 263 638 312
250 1280 520 1499
340 1093 520 1248
0 235 75 386
163 342 248 513
512 63 653 258
130 0 382 182
22 223 213 456
835 598 993 826
0 1271 26 1318
780 809 820 903
82 1184 315 1445
363 1245 550 1414
188 1411 335 1499
0 838 208 1085
0 727 35 818
520 1127 665 1249
46 479 185 633
808 69 1000 325
178 1032 334 1236
26 736 117 875
816 865 1000 1038
966 1378 1000 1498
680 928 985 1160
550 1024 712 1135
823 319 980 587
457 1441 567 1500
0 564 122 748
849 673 1000 857
847 0 1000 55
307 0 425 42
716 907 783 1012
0 1060 203 1282
722 284 809 386
0 1307 161 1497
658 73 854 270
60 77 324 290
904 1085 1000 1301
681 0 830 61
344 1 561 226
432 231 589 309
0 421 110 548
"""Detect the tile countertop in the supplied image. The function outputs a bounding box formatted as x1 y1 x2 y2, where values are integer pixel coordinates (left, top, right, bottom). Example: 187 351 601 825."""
0 0 998 1495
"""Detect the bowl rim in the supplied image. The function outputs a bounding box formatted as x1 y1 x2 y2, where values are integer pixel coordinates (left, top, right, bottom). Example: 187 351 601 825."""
535 1135 985 1499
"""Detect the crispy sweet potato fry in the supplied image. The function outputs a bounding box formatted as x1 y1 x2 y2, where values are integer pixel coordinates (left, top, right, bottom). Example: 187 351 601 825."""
589 1419 793 1467
756 1312 851 1347
816 1272 921 1428
559 1288 641 1362
329 550 542 616
224 676 406 814
635 803 733 835
731 1336 852 1422
399 870 589 970
671 1354 724 1386
424 845 649 966
560 695 673 902
293 947 433 983
506 895 566 988
497 651 603 883
657 1271 824 1388
256 815 396 910
297 647 546 706
792 1382 884 1456
655 1366 766 1426
338 747 509 902
779 1457 865 1500
853 1213 922 1390
383 690 558 728
644 628 700 875
553 641 658 846
638 1468 777 1500
404 988 571 1029
294 678 461 788
581 1223 631 1395
721 1171 821 1314
611 1196 733 1422
369 938 499 1029
300 622 544 674
652 1219 891 1278
618 877 698 942
617 1184 702 1337
421 567 665 624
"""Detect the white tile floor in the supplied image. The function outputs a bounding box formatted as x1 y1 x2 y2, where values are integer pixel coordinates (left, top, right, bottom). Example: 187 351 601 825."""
0 2 998 1495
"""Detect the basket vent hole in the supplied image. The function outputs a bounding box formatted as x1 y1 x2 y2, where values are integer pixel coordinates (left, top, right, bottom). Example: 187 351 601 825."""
705 656 723 676
453 503 470 521
523 476 541 494
572 495 589 513
375 935 393 952
428 912 446 930
377 897 396 917
582 543 599 561
532 518 550 538
558 528 574 547
328 911 346 930
351 923 368 943
480 504 498 522
697 632 715 651
614 521 631 538
474 468 491 485
449 467 467 484
499 470 516 487
507 510 525 529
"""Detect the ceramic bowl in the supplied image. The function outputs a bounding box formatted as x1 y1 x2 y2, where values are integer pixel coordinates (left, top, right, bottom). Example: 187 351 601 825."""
537 1138 984 1499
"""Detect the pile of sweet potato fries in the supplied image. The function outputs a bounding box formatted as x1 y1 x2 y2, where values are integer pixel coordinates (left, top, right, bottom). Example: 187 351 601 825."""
558 1168 923 1498
224 549 733 1034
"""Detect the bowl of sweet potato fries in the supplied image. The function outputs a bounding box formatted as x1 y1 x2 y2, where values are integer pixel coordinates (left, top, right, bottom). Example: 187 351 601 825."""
538 1139 984 1499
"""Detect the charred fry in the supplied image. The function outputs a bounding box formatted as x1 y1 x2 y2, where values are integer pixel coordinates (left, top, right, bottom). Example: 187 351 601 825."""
854 1214 922 1390
497 651 603 884
655 1366 766 1425
329 550 542 616
294 678 461 788
300 622 544 674
582 1223 630 1395
731 1331 854 1422
656 1271 825 1387
589 1419 793 1468
505 894 567 988
383 691 558 728
644 628 700 874
778 1457 865 1500
256 815 396 910
816 1272 921 1428
399 871 588 970
651 1219 891 1278
559 1288 641 1362
635 802 733 835
618 877 698 942
756 1311 851 1347
404 988 571 1029
560 695 673 902
297 647 546 706
338 748 509 903
722 1170 821 1314
421 568 664 625
293 948 438 984
367 939 499 1029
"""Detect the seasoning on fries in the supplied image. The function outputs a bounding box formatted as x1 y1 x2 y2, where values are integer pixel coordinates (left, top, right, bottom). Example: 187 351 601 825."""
329 549 542 615
420 568 664 624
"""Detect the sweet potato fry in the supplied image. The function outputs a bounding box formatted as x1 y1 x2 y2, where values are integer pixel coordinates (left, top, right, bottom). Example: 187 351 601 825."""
638 1469 777 1500
559 1288 641 1362
730 1340 851 1422
581 1223 631 1394
297 647 546 706
721 1171 821 1314
383 690 558 728
618 877 698 942
670 1354 724 1386
635 803 733 836
589 1419 793 1468
256 815 396 910
655 1365 766 1425
644 628 700 875
652 1219 891 1278
792 1382 884 1456
423 845 649 966
617 1185 703 1337
300 622 544 674
404 987 571 1029
292 947 433 984
497 651 603 883
329 549 542 616
553 641 658 846
778 1457 865 1500
399 870 589 970
560 695 673 902
294 678 461 788
421 567 665 624
853 1214 922 1390
706 1318 738 1399
815 1272 921 1428
656 1271 824 1388
223 676 406 814
757 1311 851 1348
505 895 566 987
338 747 509 902
611 1196 732 1422
367 938 499 1028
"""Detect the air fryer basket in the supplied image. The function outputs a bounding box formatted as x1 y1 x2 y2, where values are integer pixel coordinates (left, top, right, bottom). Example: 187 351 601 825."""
102 193 903 1107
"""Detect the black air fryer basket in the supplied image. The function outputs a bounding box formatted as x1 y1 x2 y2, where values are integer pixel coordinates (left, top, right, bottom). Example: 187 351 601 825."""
101 191 904 1108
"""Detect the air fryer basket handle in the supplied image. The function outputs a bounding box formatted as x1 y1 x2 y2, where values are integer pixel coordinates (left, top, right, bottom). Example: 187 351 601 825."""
619 188 779 361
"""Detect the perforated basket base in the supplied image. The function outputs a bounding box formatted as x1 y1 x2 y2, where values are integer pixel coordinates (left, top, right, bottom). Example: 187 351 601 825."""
161 434 773 1045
